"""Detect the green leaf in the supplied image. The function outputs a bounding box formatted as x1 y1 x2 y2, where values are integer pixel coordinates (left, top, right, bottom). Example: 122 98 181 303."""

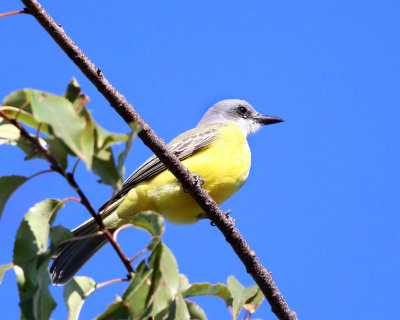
237 285 260 317
243 289 264 314
132 211 165 238
165 293 190 320
0 175 27 220
64 79 95 170
153 306 169 320
2 85 128 172
50 225 73 246
117 128 137 181
0 123 20 141
227 276 245 319
0 107 52 136
3 89 44 112
101 244 181 319
13 199 64 262
185 300 208 320
63 276 97 320
227 276 260 320
122 260 153 317
95 125 129 151
2 90 52 135
92 153 121 190
47 138 68 170
95 296 130 320
63 79 129 155
18 138 48 161
144 243 180 317
92 126 129 188
28 91 88 162
94 147 112 160
0 119 48 160
0 107 39 128
227 276 244 297
0 263 13 285
81 120 95 169
13 199 64 320
178 274 189 292
63 79 92 119
182 282 231 306
64 78 82 104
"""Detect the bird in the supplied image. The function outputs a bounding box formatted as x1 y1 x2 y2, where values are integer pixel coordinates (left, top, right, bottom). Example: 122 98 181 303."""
50 99 284 284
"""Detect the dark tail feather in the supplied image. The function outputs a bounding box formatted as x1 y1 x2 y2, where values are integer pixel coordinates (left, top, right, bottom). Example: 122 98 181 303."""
50 218 111 285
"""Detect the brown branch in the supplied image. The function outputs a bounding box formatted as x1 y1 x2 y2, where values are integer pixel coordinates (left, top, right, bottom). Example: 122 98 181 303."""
17 1 297 319
0 109 134 279
0 110 60 170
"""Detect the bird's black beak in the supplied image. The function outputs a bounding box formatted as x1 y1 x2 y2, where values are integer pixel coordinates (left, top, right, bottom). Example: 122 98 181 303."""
255 114 284 125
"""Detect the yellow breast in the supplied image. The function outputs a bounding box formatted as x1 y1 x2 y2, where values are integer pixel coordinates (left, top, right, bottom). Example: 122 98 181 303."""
117 123 251 225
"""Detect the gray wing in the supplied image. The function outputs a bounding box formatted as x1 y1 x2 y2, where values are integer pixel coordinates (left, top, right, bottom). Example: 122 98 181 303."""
98 124 220 214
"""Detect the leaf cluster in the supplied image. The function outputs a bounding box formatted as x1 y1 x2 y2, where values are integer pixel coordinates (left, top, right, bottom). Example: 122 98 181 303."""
0 81 264 319
0 79 132 192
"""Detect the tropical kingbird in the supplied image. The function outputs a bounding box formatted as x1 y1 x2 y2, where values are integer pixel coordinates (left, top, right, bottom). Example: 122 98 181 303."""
50 99 283 284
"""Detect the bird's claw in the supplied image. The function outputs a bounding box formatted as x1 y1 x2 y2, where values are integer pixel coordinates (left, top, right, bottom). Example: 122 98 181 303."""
183 174 205 193
193 174 205 187
210 209 235 227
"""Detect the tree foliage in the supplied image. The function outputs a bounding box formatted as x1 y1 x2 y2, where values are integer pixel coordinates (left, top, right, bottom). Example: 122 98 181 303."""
0 80 263 319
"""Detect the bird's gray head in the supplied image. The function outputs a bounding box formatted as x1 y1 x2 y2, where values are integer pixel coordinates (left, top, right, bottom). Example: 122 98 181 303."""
197 99 283 137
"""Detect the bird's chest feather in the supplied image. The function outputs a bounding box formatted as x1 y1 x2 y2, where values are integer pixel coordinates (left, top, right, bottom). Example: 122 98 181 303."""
182 124 251 203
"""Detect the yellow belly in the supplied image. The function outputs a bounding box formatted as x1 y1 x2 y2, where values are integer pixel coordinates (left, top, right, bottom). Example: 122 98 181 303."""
116 123 251 225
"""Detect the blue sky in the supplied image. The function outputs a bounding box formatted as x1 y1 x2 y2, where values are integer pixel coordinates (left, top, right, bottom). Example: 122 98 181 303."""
1 0 399 319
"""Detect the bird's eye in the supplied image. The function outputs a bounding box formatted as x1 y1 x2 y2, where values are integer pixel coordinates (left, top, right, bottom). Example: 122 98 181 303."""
238 106 247 114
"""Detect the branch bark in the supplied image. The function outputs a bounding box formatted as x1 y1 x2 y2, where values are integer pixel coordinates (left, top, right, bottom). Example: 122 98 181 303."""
17 1 297 319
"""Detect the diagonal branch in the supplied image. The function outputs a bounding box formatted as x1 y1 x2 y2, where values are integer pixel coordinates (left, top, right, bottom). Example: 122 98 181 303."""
0 109 134 279
17 1 297 319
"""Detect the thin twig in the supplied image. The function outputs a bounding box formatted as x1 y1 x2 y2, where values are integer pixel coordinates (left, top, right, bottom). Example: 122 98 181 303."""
35 123 42 140
61 197 81 204
65 174 135 279
129 247 148 264
17 1 296 319
84 277 130 299
0 9 27 18
0 110 59 170
95 277 130 291
71 158 80 176
15 101 29 121
112 224 134 242
26 169 54 182
228 306 234 319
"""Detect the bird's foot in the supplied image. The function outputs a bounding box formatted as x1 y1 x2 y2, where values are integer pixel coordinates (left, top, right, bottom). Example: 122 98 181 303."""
193 173 205 187
210 209 235 227
183 174 205 193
